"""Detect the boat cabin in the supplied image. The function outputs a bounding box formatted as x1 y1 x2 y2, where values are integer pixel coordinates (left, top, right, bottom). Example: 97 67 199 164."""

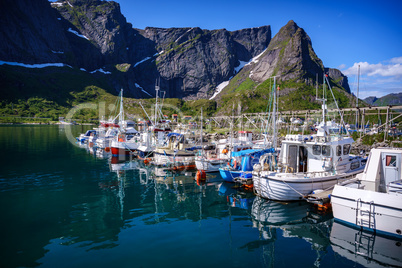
278 134 365 174
358 148 402 193
238 131 253 143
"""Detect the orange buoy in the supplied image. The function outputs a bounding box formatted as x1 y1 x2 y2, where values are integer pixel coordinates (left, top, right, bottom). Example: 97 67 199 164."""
105 147 110 152
144 159 150 165
243 184 253 190
196 170 206 181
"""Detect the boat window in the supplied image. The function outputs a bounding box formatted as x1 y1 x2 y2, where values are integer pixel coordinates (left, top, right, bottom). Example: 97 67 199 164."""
313 145 321 155
322 145 331 156
386 155 396 167
336 145 342 156
343 144 351 155
351 161 360 170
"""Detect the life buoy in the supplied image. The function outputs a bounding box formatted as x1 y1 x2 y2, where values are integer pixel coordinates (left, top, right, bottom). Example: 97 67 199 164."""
118 134 125 142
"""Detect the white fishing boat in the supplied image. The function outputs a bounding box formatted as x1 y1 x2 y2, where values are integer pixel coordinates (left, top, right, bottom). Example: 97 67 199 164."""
95 127 120 149
331 147 402 237
195 131 254 173
76 129 97 143
253 74 366 201
110 127 140 156
153 132 198 168
136 128 172 159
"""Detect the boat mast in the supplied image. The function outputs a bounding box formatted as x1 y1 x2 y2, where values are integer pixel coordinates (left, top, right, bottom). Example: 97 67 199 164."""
155 79 159 127
119 88 124 127
272 76 277 149
355 65 360 131
200 107 203 151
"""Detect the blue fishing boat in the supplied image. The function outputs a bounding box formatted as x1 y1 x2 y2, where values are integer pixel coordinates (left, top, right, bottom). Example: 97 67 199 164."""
219 148 275 182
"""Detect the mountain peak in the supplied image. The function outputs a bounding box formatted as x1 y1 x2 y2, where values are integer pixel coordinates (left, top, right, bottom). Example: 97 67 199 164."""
247 20 323 84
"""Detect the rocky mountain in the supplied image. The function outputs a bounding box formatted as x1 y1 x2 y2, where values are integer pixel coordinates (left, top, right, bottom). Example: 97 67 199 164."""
213 21 349 99
0 0 351 108
364 93 402 106
0 0 271 100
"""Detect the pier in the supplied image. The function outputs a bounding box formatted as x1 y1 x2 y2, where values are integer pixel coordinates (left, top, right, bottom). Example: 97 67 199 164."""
209 105 402 136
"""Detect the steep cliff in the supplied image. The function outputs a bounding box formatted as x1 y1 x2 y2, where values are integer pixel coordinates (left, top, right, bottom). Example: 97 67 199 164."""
0 0 71 64
133 26 271 99
50 0 271 99
213 20 353 114
0 0 352 112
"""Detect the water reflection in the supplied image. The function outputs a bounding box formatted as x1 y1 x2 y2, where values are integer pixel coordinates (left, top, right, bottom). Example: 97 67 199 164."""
331 221 402 267
2 125 402 267
250 197 333 267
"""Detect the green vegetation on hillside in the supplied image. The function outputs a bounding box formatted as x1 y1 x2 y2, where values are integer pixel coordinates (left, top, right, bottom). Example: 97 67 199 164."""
0 63 360 124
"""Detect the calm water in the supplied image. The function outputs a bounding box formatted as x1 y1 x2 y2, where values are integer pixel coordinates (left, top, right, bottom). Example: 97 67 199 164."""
0 125 401 268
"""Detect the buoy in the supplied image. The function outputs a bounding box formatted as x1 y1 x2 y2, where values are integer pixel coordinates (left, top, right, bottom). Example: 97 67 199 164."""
196 170 207 180
243 184 253 190
144 159 150 165
196 170 206 181
105 147 110 152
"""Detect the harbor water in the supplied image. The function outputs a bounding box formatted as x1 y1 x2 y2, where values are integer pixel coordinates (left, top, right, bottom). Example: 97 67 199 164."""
0 125 401 268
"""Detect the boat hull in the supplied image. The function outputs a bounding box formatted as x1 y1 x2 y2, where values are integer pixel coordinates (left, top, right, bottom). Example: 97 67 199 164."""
111 140 139 156
253 169 363 201
219 168 241 182
331 185 402 237
153 150 195 167
195 157 227 172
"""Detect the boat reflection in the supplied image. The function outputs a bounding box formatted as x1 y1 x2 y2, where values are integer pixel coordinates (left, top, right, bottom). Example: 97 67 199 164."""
330 221 402 267
250 196 333 266
218 182 255 209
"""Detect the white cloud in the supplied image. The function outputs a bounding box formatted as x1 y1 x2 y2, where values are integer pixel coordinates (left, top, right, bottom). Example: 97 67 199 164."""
342 61 402 78
337 64 346 70
341 58 402 99
389 57 402 64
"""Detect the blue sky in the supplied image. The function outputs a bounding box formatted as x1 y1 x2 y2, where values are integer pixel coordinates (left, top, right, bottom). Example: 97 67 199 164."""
116 0 402 99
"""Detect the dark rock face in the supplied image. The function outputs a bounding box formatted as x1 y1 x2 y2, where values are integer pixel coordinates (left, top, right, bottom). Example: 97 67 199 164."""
0 0 71 63
134 26 271 99
325 68 351 93
249 20 324 85
0 0 349 101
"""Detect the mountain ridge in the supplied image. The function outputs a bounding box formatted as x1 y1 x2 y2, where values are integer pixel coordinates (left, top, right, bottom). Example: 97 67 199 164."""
0 0 354 117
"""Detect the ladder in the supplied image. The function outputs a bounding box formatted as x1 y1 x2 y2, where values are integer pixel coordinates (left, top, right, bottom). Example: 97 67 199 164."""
354 229 375 259
356 199 375 229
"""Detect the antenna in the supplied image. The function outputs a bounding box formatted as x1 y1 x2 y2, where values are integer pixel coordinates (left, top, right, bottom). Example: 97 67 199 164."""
315 73 318 100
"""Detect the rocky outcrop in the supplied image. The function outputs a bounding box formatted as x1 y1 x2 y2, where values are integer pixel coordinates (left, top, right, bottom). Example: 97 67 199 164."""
0 0 350 102
248 20 324 85
325 68 351 93
133 26 271 99
0 0 71 63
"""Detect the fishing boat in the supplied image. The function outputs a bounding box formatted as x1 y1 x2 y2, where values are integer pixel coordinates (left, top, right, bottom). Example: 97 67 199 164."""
196 131 254 173
152 132 199 168
221 77 279 183
95 127 120 149
110 128 140 156
331 147 402 237
76 129 97 143
136 127 172 159
219 148 275 182
253 74 366 201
